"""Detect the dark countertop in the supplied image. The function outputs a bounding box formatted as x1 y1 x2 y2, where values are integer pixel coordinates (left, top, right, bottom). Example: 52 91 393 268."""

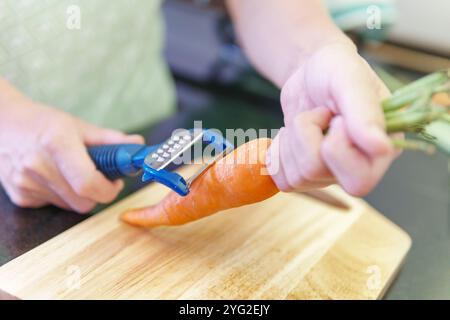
0 80 449 300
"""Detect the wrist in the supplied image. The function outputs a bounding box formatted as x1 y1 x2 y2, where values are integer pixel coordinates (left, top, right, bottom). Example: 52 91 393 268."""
282 33 356 86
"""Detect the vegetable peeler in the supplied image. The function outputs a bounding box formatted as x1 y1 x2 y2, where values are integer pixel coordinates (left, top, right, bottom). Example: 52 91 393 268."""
88 129 349 210
88 129 234 196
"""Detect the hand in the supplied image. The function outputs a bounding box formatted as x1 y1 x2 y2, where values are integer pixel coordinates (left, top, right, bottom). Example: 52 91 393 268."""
267 42 397 196
0 96 144 213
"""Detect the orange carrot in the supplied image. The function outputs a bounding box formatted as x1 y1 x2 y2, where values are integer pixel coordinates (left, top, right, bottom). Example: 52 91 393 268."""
432 92 450 107
121 138 279 227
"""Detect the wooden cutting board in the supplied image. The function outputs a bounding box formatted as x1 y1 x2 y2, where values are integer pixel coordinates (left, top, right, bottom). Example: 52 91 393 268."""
0 166 411 300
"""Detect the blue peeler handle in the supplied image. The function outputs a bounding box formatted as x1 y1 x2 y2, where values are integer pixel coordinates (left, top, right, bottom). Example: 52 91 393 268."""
88 144 189 196
88 144 155 180
88 129 233 196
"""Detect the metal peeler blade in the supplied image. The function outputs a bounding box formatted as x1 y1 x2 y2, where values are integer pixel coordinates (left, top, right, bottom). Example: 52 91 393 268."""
141 129 234 196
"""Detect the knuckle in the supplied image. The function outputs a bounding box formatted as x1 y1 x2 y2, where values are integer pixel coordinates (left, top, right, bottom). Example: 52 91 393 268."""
280 81 303 117
21 156 43 175
73 178 96 198
40 122 73 154
40 135 62 154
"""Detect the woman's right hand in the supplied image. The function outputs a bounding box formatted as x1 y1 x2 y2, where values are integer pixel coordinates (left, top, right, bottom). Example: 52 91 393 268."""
0 80 144 213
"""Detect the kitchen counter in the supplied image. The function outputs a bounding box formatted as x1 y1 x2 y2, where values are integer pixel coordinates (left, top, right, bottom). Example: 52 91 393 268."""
0 80 449 300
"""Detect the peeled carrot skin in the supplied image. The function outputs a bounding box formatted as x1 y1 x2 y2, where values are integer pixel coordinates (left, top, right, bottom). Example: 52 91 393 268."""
121 138 279 227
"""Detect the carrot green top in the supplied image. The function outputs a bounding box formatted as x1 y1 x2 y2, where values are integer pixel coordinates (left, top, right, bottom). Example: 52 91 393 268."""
0 0 175 131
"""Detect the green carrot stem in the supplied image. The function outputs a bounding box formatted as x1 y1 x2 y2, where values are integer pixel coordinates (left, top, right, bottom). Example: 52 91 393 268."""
386 112 427 133
382 70 449 112
383 89 424 112
391 139 436 154
409 91 433 111
386 108 445 133
385 92 433 121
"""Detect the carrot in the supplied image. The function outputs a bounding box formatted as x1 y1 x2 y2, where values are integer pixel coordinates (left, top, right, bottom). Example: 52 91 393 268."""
121 138 279 227
432 92 450 107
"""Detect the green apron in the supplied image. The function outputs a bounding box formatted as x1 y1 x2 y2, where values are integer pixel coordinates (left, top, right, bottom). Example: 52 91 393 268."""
0 0 175 132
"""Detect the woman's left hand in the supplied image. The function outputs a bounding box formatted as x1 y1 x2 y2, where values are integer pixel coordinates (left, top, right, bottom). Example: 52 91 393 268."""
267 42 398 196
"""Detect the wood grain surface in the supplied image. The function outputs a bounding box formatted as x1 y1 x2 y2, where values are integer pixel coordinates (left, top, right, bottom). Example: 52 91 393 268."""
0 167 411 300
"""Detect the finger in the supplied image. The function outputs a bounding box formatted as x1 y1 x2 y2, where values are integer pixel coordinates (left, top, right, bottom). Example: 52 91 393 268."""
32 189 71 210
0 156 49 209
267 127 331 192
9 193 48 209
14 172 72 210
280 71 305 125
0 151 95 213
79 121 145 146
289 107 335 183
266 129 291 191
283 126 333 191
18 153 97 213
56 147 123 204
47 137 124 205
332 58 392 157
0 179 48 209
19 189 66 209
321 116 394 196
32 167 97 214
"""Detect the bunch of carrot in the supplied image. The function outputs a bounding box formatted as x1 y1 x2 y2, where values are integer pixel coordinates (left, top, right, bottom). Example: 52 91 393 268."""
382 69 450 154
122 70 450 228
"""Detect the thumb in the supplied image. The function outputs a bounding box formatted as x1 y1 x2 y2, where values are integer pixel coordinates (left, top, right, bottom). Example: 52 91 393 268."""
78 121 145 146
265 128 291 191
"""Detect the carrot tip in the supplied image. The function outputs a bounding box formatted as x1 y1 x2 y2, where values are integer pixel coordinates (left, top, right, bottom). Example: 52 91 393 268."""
121 206 170 228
